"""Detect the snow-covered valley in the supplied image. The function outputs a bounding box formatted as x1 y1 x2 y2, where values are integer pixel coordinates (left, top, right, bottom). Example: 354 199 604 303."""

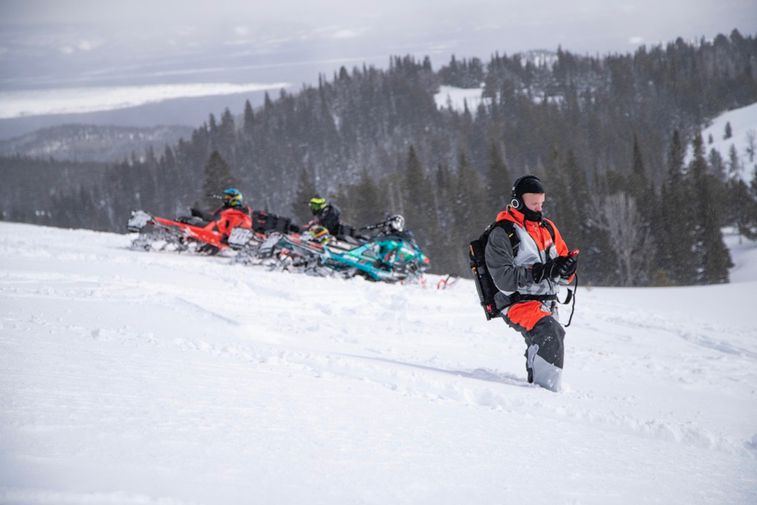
1 222 756 504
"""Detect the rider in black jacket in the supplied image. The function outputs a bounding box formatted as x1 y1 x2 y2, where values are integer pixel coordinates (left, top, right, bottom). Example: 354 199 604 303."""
308 196 342 236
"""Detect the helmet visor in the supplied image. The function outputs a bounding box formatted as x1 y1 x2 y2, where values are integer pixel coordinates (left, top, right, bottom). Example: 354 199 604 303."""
223 188 242 206
309 197 326 212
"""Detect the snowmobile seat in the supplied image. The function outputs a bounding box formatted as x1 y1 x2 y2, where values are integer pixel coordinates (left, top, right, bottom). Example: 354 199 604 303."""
177 215 209 227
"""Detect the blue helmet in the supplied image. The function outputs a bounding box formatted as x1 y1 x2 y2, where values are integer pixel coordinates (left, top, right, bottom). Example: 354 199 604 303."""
223 188 243 207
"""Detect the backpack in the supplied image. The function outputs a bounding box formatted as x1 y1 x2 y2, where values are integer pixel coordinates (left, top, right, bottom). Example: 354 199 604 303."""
469 219 556 320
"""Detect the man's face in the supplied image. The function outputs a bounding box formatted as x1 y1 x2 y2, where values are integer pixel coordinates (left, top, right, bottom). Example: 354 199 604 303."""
522 192 545 212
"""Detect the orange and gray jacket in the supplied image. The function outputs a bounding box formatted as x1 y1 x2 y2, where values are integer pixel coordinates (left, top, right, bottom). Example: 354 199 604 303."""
484 207 571 312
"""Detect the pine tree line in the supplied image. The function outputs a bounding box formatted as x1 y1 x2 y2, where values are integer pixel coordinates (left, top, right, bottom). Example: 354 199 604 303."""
2 31 757 285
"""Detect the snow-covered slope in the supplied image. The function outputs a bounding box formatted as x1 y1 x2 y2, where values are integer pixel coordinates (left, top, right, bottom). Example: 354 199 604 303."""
725 227 757 283
1 222 756 505
698 101 757 180
434 85 486 112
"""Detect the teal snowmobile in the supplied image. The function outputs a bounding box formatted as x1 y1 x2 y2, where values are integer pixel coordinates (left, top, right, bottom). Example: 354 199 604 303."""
269 215 430 282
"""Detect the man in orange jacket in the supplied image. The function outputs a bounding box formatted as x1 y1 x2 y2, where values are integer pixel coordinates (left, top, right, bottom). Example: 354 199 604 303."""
484 175 577 391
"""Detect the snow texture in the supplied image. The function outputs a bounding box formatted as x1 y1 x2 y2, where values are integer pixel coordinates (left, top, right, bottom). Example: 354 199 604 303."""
1 222 756 505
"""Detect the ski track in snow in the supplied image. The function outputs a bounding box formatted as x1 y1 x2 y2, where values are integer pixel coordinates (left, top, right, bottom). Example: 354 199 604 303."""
1 222 756 505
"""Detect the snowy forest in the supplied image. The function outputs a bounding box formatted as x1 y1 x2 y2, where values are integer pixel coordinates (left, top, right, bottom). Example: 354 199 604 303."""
2 30 757 286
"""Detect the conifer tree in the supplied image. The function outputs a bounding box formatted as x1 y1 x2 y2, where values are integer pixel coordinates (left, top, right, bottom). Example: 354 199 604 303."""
629 134 648 200
708 149 726 180
690 132 732 284
629 135 657 274
434 163 453 230
162 145 176 170
545 146 569 220
201 151 238 207
217 108 236 162
729 178 755 240
243 100 255 137
351 171 384 226
657 130 696 284
450 151 486 274
392 145 440 268
553 150 583 244
485 142 511 215
402 145 429 233
400 146 445 268
728 144 741 178
208 113 218 141
744 169 757 239
746 130 756 163
421 163 458 273
291 167 317 224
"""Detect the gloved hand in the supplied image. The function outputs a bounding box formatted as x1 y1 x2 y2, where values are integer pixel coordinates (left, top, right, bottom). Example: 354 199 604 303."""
532 256 578 283
531 259 557 283
553 255 577 278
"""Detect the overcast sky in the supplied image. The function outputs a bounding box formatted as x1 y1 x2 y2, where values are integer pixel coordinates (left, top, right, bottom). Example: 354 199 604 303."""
2 0 755 84
0 0 754 121
3 0 754 42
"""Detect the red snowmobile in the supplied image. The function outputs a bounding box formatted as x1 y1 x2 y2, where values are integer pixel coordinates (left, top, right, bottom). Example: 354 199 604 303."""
127 206 254 255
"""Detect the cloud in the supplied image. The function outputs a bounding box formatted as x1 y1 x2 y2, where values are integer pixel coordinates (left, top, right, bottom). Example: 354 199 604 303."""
76 39 103 51
629 36 645 45
174 25 197 37
58 38 103 55
619 3 638 13
332 29 360 40
0 81 290 119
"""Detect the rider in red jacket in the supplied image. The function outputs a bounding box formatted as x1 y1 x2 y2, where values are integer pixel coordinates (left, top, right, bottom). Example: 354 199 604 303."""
188 188 253 253
213 188 253 237
191 188 251 224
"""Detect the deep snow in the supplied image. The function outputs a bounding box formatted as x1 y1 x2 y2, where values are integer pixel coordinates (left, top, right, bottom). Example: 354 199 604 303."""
1 222 756 505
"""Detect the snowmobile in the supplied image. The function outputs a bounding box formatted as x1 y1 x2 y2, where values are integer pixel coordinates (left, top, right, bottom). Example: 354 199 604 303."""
263 215 431 283
127 207 254 255
226 209 298 263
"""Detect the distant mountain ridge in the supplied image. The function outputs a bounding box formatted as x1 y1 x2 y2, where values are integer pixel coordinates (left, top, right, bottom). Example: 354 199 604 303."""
0 124 193 162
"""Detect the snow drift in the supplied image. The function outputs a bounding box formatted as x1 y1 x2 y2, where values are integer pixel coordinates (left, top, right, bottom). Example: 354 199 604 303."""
0 222 755 504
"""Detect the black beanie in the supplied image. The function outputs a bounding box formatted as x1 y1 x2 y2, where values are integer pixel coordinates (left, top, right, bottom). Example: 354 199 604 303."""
512 175 545 197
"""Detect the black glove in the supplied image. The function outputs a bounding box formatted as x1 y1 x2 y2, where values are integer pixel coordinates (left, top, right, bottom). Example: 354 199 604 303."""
532 256 578 283
553 255 578 278
531 259 557 283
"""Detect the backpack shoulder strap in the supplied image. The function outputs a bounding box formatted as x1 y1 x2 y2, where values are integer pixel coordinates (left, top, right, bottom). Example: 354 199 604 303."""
542 219 555 239
542 219 556 245
483 219 519 252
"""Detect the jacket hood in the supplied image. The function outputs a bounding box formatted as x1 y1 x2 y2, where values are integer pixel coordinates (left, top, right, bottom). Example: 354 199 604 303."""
496 207 524 225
